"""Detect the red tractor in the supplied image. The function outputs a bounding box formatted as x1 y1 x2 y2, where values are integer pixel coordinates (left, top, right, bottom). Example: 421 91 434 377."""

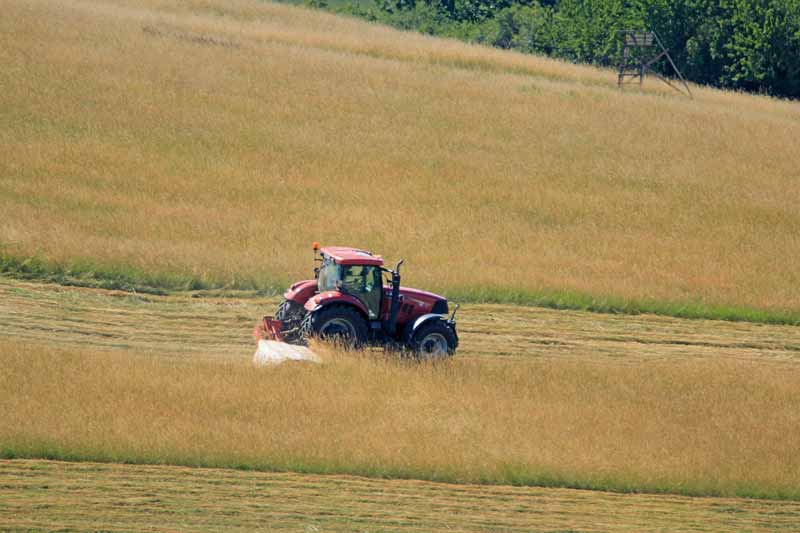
255 244 459 359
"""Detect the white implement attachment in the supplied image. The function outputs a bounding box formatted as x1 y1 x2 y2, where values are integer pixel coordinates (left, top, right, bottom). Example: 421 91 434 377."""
252 315 320 366
253 338 320 365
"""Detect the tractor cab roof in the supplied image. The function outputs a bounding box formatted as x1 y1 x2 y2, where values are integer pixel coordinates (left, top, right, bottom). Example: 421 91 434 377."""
320 246 384 267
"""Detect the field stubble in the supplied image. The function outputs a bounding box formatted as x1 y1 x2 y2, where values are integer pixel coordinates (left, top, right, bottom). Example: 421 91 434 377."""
1 0 799 314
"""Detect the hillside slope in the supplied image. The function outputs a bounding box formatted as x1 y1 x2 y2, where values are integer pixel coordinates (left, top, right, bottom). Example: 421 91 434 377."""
1 0 799 313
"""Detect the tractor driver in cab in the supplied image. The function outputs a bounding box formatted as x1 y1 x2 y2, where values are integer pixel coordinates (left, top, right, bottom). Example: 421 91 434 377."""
339 265 381 319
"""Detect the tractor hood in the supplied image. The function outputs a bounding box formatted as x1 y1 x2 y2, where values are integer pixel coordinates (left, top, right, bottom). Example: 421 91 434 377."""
391 286 449 316
395 287 446 307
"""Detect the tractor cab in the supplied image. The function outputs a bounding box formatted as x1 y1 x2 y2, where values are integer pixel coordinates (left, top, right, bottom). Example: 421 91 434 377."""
316 247 384 319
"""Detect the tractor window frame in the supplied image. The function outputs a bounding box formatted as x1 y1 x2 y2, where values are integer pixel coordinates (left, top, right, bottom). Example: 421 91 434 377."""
317 256 342 292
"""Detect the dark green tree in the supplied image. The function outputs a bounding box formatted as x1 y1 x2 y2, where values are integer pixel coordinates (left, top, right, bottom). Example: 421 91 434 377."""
348 0 800 98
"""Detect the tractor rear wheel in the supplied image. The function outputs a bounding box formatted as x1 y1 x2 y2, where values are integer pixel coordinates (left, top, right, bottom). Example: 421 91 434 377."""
275 299 306 343
302 305 367 348
408 320 456 360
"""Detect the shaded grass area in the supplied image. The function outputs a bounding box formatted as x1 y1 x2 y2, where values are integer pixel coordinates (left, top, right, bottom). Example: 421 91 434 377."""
3 253 799 326
3 339 800 501
5 460 799 532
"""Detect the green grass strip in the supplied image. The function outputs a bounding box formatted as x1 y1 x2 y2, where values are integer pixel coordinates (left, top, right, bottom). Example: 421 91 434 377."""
0 253 280 296
445 285 800 326
2 445 798 501
2 252 798 325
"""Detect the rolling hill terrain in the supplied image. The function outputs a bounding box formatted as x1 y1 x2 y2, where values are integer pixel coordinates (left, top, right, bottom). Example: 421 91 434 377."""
2 0 800 529
1 0 799 318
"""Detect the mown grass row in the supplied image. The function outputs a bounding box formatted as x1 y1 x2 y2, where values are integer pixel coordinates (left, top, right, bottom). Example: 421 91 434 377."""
3 253 799 325
7 460 797 532
3 339 800 500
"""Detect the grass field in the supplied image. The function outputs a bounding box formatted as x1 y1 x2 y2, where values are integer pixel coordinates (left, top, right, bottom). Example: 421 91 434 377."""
3 0 800 527
2 0 800 320
4 459 800 532
3 277 800 502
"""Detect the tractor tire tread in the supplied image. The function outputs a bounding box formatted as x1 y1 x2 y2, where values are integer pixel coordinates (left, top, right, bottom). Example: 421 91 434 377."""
408 320 457 359
302 304 368 348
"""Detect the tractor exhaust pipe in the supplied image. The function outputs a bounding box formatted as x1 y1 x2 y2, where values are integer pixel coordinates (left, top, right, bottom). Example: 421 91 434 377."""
386 259 404 336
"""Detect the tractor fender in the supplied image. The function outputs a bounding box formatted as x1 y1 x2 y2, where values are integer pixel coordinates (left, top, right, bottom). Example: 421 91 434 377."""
284 279 318 306
403 313 453 342
304 291 370 320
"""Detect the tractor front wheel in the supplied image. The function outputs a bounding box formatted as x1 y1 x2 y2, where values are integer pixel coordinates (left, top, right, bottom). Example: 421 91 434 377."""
408 320 456 360
302 305 367 348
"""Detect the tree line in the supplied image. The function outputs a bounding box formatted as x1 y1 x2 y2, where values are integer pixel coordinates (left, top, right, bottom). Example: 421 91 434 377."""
313 0 800 99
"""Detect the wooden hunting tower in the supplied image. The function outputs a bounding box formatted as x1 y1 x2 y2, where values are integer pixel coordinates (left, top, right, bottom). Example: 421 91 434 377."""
617 30 692 98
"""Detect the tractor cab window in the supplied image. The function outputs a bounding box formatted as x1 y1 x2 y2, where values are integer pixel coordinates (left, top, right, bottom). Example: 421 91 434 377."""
340 265 382 319
317 256 341 292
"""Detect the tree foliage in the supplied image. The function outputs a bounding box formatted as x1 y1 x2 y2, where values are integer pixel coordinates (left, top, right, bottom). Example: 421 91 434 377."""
338 0 800 98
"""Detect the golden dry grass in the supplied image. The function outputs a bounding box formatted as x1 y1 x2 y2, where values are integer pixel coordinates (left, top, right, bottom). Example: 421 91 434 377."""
3 334 800 499
1 0 799 311
2 275 800 516
4 459 800 532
